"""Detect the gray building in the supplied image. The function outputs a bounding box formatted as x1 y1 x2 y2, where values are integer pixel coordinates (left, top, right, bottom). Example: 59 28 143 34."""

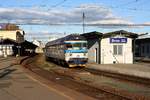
135 36 150 58
81 31 102 64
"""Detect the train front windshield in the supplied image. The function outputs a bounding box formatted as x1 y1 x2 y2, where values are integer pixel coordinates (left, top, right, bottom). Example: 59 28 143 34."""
66 42 87 50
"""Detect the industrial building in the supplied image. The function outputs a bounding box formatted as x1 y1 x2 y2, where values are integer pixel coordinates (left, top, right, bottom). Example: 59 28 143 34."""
82 30 138 64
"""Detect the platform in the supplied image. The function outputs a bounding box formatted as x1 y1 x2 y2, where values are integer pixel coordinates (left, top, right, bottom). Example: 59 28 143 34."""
0 57 95 100
87 63 150 79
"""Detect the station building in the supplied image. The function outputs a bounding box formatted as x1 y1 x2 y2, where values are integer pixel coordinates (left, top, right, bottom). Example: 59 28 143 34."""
0 30 25 43
82 30 138 64
0 23 37 57
32 40 44 53
19 40 37 56
0 38 16 57
0 24 25 57
0 23 25 43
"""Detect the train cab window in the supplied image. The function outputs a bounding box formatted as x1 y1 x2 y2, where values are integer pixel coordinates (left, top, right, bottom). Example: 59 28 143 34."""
72 43 81 50
82 43 87 49
66 42 87 50
73 43 81 47
82 43 87 47
66 44 72 49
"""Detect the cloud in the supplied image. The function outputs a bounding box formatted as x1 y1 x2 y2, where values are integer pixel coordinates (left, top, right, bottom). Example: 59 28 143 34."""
0 4 133 27
88 19 133 25
143 22 150 25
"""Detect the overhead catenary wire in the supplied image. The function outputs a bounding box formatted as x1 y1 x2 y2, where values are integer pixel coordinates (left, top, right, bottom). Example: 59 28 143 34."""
114 0 139 8
0 0 149 13
0 0 150 27
52 0 67 7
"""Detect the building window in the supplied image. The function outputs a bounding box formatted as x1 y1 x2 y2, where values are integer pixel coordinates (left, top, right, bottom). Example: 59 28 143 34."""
113 45 123 55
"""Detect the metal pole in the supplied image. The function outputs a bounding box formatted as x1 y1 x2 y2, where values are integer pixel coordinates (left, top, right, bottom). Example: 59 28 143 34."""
82 12 85 34
133 38 136 64
18 44 20 56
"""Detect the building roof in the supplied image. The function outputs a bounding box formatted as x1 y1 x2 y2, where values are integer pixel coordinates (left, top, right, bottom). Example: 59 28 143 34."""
136 38 150 43
81 31 103 39
20 40 38 49
0 23 19 30
138 35 150 39
103 30 138 38
0 38 17 45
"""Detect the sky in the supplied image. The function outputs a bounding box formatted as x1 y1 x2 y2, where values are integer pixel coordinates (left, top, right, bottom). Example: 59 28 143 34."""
0 0 150 42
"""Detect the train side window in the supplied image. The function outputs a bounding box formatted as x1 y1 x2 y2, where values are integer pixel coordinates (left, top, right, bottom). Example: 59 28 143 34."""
66 44 72 48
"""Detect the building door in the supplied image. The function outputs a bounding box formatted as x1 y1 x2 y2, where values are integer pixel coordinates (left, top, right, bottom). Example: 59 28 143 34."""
95 48 98 63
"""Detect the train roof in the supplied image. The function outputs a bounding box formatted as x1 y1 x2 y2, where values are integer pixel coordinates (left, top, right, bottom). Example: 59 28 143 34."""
45 34 86 46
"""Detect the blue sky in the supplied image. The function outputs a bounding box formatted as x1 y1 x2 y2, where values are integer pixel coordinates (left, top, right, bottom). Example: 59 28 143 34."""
0 0 150 42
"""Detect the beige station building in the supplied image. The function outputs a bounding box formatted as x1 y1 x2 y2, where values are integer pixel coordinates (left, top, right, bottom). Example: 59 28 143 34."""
0 23 25 42
0 23 25 57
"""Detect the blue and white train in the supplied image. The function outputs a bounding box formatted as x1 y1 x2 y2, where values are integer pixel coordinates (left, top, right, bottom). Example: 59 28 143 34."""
44 34 88 67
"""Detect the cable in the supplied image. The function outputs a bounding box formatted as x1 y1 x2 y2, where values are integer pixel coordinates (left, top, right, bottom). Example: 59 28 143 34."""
114 0 139 8
51 0 67 8
12 23 150 27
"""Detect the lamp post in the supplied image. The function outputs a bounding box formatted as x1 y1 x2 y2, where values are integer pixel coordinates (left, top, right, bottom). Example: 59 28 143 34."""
16 45 21 56
0 36 3 57
0 36 5 57
16 35 21 56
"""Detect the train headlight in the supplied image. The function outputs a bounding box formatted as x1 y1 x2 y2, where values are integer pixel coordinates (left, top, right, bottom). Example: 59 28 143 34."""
83 53 86 56
70 53 72 56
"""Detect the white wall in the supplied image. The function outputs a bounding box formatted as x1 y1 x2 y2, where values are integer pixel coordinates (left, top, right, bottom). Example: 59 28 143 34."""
0 45 14 57
101 36 133 64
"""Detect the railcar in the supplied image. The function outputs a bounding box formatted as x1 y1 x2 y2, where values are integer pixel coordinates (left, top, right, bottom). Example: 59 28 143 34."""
44 34 88 67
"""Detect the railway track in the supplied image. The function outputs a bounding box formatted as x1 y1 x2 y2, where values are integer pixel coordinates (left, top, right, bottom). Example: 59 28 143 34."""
55 67 150 99
0 57 16 63
21 57 150 100
19 55 150 100
83 68 150 86
24 63 131 100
